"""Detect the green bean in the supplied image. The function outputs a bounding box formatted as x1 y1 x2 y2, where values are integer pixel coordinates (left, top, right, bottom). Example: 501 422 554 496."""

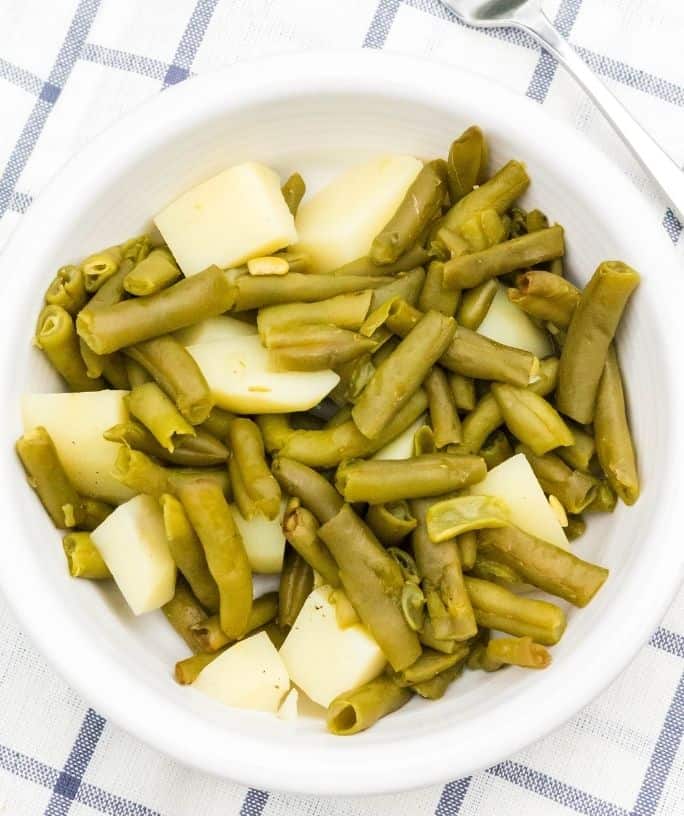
336 453 486 504
78 336 107 380
426 495 510 542
594 345 639 504
44 265 87 314
279 388 428 468
100 353 130 389
268 327 377 372
281 172 306 215
124 358 151 388
480 430 513 470
327 676 412 735
444 226 565 290
77 265 237 354
566 514 586 540
252 416 290 457
160 494 219 613
468 639 504 672
479 526 608 607
62 532 111 579
329 353 376 406
227 454 256 520
331 244 430 277
177 479 252 639
272 248 309 274
557 261 640 424
457 531 477 571
517 445 598 513
411 498 478 642
413 662 464 698
191 592 279 652
319 504 422 670
508 270 580 328
162 578 208 652
491 382 573 455
446 126 488 202
257 291 372 341
369 267 426 312
325 404 353 429
487 635 551 669
507 207 527 238
197 408 234 441
586 480 617 513
105 420 227 468
17 427 83 528
386 299 537 387
394 644 470 688
459 209 507 252
123 247 181 296
400 582 426 630
125 383 194 453
175 652 221 685
470 555 523 587
279 548 314 628
125 334 212 425
35 306 104 391
82 244 123 292
77 498 113 531
449 373 476 412
371 160 448 265
227 418 281 520
526 209 549 233
231 271 390 312
419 621 464 654
425 366 462 448
167 468 231 497
283 504 340 586
417 260 460 317
366 501 417 546
352 310 455 439
456 280 499 330
556 423 596 472
464 576 566 644
271 457 343 524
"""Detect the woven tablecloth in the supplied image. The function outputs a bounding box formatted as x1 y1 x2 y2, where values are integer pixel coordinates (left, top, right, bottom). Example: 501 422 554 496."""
1 1 683 814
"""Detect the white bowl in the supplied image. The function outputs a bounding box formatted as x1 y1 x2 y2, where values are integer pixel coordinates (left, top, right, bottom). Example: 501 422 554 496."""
1 51 683 796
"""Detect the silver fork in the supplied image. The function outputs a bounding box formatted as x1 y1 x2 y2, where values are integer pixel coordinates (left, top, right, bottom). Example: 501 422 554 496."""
439 0 684 221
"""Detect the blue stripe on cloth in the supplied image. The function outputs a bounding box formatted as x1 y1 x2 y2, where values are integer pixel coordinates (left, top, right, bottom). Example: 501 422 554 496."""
0 743 58 789
240 787 269 816
75 782 162 816
81 43 169 82
526 0 583 102
0 0 103 219
43 708 106 816
8 190 32 213
650 627 684 656
632 670 684 816
487 760 629 816
662 209 683 243
435 777 471 815
363 0 402 48
0 57 44 96
163 0 220 87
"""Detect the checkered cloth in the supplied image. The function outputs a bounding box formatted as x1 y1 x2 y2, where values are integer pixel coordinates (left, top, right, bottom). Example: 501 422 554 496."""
1 1 683 814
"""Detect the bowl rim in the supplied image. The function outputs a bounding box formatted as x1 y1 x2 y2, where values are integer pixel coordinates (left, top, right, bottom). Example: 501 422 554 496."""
1 49 683 796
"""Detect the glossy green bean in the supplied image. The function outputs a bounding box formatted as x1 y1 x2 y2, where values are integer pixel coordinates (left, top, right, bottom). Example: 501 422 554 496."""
162 578 208 652
456 279 499 330
329 353 376 406
594 345 639 504
508 270 580 328
449 373 476 412
35 305 104 391
175 652 221 684
366 500 417 546
268 326 377 371
123 247 180 296
416 260 459 317
369 267 426 312
394 644 470 688
77 265 237 354
556 423 596 472
518 445 598 514
258 290 373 340
105 420 227 467
126 334 213 425
331 244 430 277
586 480 617 513
160 493 219 613
62 532 111 579
319 504 422 671
457 531 477 571
464 576 566 645
426 495 510 542
487 635 551 669
227 418 281 520
446 126 488 202
566 514 587 540
44 265 87 314
100 353 130 389
281 172 306 215
283 504 340 586
470 555 524 587
199 407 235 441
177 478 252 639
279 548 314 628
82 244 123 292
491 382 573 455
191 592 279 652
459 209 507 253
126 382 195 453
479 525 608 607
480 430 513 469
124 357 151 388
271 457 343 524
557 261 640 423
327 675 412 735
425 366 462 447
77 498 113 531
412 662 464 699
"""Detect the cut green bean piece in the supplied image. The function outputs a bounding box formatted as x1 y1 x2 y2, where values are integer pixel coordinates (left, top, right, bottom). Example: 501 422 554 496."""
594 345 639 504
268 326 377 372
369 267 426 313
200 407 236 441
271 457 343 524
281 172 306 215
177 479 252 639
366 500 417 546
258 290 373 340
487 635 551 669
331 244 430 277
228 418 281 520
124 358 151 388
413 661 464 699
45 265 87 314
586 480 617 513
327 676 412 736
191 592 279 652
279 548 314 628
418 261 461 317
330 353 375 406
566 514 587 540
35 305 104 391
491 383 573 455
557 423 596 472
256 414 293 455
175 651 222 685
126 334 212 425
465 576 566 645
78 336 107 380
62 532 111 579
444 226 565 290
126 382 195 453
319 504 422 671
508 270 580 328
447 126 488 202
427 495 510 542
459 209 507 253
457 531 477 572
518 444 598 514
557 261 640 424
77 498 113 531
336 453 485 504
413 424 436 455
401 582 426 631
456 279 499 330
449 373 476 413
283 504 339 587
160 493 219 613
124 247 181 296
162 578 207 652
105 420 227 467
479 525 608 607
82 244 123 292
480 430 513 469
394 644 470 687
425 366 462 447
470 555 523 587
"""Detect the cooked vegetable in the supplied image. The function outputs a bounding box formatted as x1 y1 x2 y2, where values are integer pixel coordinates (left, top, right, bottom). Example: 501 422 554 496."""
62 532 111 579
327 676 411 735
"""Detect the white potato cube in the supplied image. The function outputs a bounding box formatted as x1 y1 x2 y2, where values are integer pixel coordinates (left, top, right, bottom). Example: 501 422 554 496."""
22 390 133 504
469 453 568 549
477 285 553 359
371 415 426 461
187 336 339 413
294 155 423 272
232 500 286 574
193 631 290 713
173 316 256 346
154 162 297 276
277 688 299 721
91 494 176 615
279 586 386 707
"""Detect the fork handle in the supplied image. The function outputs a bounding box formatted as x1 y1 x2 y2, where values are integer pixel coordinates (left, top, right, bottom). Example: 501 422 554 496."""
520 10 684 223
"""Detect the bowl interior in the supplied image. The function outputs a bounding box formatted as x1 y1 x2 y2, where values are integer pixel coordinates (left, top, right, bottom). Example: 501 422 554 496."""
0 53 681 795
